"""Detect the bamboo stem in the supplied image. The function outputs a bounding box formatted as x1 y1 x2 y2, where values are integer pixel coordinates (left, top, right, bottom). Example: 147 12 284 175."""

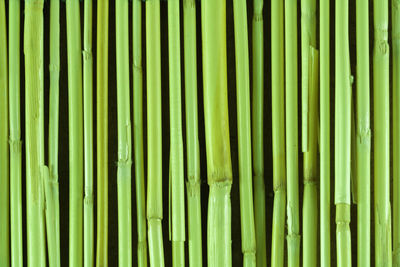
146 1 165 266
183 0 203 266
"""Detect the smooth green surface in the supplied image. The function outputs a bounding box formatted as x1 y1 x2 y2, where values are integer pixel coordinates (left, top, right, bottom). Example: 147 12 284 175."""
233 0 256 265
146 1 165 266
183 0 203 266
356 0 371 266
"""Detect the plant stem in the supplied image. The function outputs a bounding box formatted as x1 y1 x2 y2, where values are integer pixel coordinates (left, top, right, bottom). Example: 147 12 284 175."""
0 0 9 266
25 1 47 266
133 0 147 266
83 0 94 266
285 0 300 265
146 1 165 266
96 1 109 266
183 0 203 266
373 0 392 265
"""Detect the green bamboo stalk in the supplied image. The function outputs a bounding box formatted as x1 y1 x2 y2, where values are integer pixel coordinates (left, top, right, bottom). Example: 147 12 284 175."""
24 1 47 266
146 1 165 266
96 1 109 266
83 0 94 266
0 0 9 266
233 0 256 266
132 0 147 266
168 0 186 266
285 0 300 265
46 0 61 266
253 0 266 266
373 0 392 265
183 0 203 266
320 0 330 265
271 0 285 266
116 0 132 266
335 0 352 265
356 0 371 265
393 0 400 265
202 1 233 266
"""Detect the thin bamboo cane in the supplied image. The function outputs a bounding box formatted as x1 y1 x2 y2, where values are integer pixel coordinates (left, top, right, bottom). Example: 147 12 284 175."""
335 0 352 265
96 1 109 266
233 0 256 265
46 0 61 266
271 0 285 266
146 1 165 266
202 1 233 266
356 0 371 265
320 0 331 265
25 1 47 266
302 48 318 267
83 0 94 266
132 0 147 266
253 0 266 266
183 0 203 266
66 0 84 266
8 1 23 266
0 1 9 266
116 0 133 266
168 0 186 266
285 0 300 265
373 0 392 265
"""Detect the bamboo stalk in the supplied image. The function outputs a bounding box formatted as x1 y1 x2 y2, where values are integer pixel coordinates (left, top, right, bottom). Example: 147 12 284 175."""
46 0 61 266
271 0 285 266
356 0 371 265
302 47 318 267
335 0 352 265
146 1 165 266
183 0 203 266
373 0 392 265
168 0 186 266
233 0 256 265
83 0 94 266
116 0 132 266
24 1 47 266
132 0 147 266
202 1 233 266
96 0 109 266
66 0 84 266
285 0 300 265
0 0 9 266
253 0 267 266
320 0 331 265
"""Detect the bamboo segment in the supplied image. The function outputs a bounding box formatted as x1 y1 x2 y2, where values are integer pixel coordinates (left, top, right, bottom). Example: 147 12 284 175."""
66 0 84 266
202 0 233 266
183 0 203 266
146 1 165 266
233 0 257 266
253 0 266 266
8 1 23 266
0 1 9 266
373 0 392 266
356 0 371 266
302 48 318 267
96 1 109 266
83 0 94 266
394 0 400 265
285 0 300 265
320 0 331 265
271 0 285 266
168 0 186 266
46 0 61 266
335 0 352 265
132 0 148 266
24 1 47 266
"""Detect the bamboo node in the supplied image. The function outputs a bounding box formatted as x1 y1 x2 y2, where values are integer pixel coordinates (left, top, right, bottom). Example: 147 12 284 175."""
82 49 92 61
186 179 201 196
9 138 22 152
